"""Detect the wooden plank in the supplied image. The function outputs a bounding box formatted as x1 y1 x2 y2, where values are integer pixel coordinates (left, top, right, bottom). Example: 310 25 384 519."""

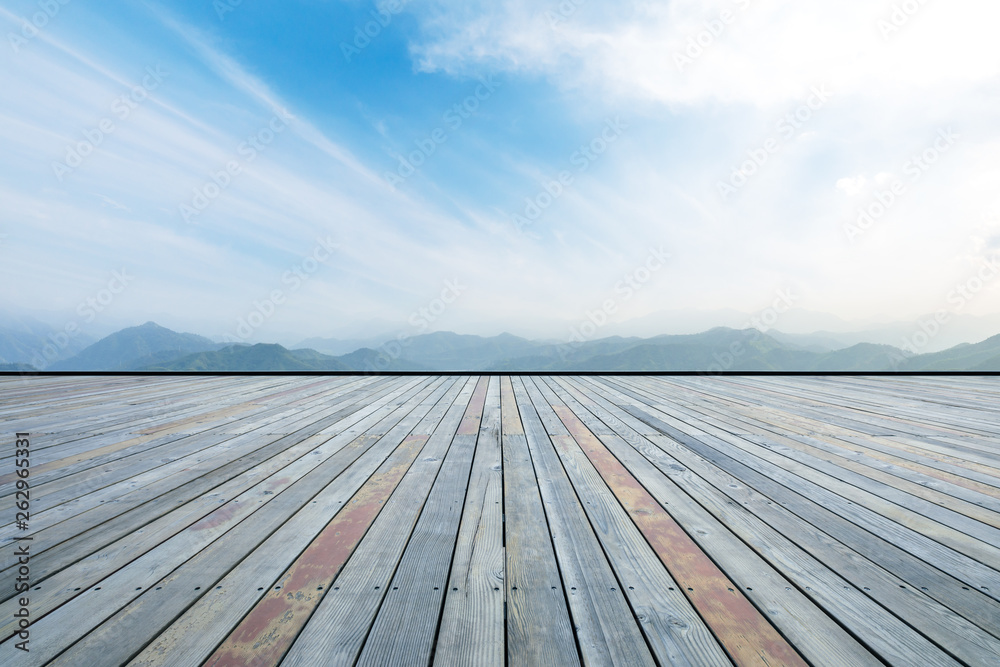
597 377 1000 601
512 376 656 667
355 378 487 666
199 432 428 667
0 392 272 485
658 384 1000 518
201 383 457 666
47 432 385 667
518 377 732 667
560 377 885 667
738 376 1000 441
124 378 451 666
672 377 1000 500
499 376 579 666
0 377 416 586
0 378 363 503
546 395 807 666
694 377 1000 476
0 378 437 642
1 374 997 665
0 377 278 448
627 378 1000 549
18 428 364 667
608 378 1000 634
0 378 388 544
654 409 1000 638
457 376 489 435
279 377 475 666
42 382 440 665
25 428 380 664
565 378 985 666
433 376 505 667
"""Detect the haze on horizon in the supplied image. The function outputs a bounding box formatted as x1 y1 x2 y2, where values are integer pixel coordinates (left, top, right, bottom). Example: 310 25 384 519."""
2 0 999 348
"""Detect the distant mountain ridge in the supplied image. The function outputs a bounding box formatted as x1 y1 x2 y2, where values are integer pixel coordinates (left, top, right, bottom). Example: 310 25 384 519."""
141 343 352 371
0 311 96 368
48 322 224 371
9 322 1000 372
486 329 913 371
898 334 1000 371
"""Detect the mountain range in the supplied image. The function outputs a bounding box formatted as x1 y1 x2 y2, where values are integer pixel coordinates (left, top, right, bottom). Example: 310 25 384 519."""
0 312 95 368
3 321 999 372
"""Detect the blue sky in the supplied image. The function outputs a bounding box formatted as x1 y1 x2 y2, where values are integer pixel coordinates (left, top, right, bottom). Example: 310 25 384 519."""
2 0 999 345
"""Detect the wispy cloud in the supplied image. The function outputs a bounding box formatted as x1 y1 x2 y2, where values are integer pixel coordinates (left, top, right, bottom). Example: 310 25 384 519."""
2 0 998 342
147 5 388 189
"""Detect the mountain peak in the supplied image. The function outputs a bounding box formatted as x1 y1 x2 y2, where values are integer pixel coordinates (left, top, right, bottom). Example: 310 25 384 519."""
48 322 222 371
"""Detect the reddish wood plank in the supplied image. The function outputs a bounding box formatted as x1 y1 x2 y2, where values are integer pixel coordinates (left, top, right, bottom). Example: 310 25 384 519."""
456 376 489 435
202 433 430 667
500 375 524 435
550 404 807 667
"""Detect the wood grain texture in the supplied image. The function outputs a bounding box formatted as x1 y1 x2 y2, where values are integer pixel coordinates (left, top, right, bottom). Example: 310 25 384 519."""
202 430 433 666
355 377 488 666
279 377 470 666
433 376 505 667
500 376 579 667
0 374 995 666
513 376 657 667
550 402 807 667
520 376 732 667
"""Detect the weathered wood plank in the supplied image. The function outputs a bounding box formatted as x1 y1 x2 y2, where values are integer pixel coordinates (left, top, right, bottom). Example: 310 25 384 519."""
433 376 505 667
0 377 420 590
0 374 996 667
278 377 472 666
596 376 1000 600
355 377 488 666
499 376 579 667
520 376 731 667
201 383 457 666
547 400 807 666
42 381 432 665
512 376 657 667
562 376 887 667
124 378 451 666
566 378 983 665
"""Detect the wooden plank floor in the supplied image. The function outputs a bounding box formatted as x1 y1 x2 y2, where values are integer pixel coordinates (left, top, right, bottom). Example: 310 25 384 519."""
1 375 999 666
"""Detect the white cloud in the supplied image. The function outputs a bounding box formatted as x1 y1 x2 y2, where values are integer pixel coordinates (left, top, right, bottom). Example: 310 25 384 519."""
3 1 1000 341
409 0 1000 110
